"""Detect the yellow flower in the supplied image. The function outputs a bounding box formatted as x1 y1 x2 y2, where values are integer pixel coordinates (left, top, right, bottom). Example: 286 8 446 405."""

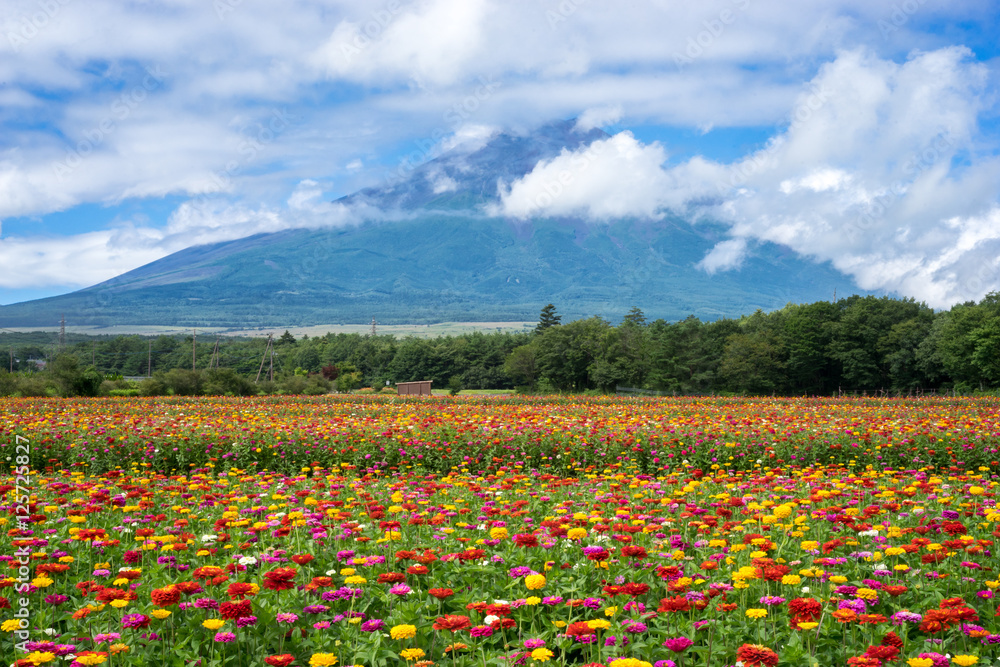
310 654 339 667
781 574 801 585
566 527 587 540
31 576 54 588
745 608 767 619
340 568 355 576
490 527 508 540
109 643 130 655
908 660 933 667
797 622 819 630
400 648 425 661
344 576 367 585
969 486 984 496
604 606 618 616
109 599 129 609
525 596 541 605
855 588 878 600
390 624 417 640
2 619 24 632
151 609 171 620
829 575 848 584
530 648 554 662
952 657 979 666
525 574 546 590
202 619 225 630
586 619 610 631
25 653 58 665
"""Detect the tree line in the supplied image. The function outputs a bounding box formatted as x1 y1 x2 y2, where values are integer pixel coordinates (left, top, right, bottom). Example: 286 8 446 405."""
1 292 998 397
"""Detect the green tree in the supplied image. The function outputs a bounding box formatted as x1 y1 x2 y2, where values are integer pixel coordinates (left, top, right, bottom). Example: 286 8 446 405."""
535 304 561 334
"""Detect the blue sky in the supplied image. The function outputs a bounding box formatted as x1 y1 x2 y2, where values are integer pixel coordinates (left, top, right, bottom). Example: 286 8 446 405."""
1 0 999 308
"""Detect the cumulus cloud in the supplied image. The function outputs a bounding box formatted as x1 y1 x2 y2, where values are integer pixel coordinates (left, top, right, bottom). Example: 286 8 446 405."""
494 47 1000 307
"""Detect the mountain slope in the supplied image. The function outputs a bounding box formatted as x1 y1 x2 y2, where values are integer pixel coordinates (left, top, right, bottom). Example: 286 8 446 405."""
0 120 865 327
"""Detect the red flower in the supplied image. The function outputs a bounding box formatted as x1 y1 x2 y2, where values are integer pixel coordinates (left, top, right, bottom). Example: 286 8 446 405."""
264 655 295 667
433 615 471 632
407 565 429 575
377 572 407 584
621 546 647 559
290 554 314 566
658 596 690 613
428 588 454 599
262 567 298 591
622 582 650 597
227 582 256 600
513 534 538 548
880 631 903 649
193 566 226 580
565 621 594 637
735 644 780 667
220 599 253 620
150 586 181 607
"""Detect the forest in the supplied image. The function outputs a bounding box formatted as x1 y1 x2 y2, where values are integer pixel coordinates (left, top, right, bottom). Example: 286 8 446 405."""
1 292 998 397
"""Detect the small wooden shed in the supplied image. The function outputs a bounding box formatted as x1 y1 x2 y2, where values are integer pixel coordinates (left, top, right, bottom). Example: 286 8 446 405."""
396 381 432 396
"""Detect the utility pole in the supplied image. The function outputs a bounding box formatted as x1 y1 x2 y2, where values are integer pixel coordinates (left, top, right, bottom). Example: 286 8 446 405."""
255 335 273 383
269 345 274 382
210 336 220 369
148 340 152 378
192 329 197 371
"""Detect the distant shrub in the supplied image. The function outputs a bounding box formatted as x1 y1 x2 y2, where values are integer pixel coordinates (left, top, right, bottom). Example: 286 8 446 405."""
356 387 377 395
138 377 166 397
379 387 398 395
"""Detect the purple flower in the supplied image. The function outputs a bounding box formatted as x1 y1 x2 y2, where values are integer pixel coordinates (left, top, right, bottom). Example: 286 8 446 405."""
759 596 785 606
303 604 328 614
361 619 385 632
509 566 533 578
44 594 69 606
194 598 220 610
236 616 257 628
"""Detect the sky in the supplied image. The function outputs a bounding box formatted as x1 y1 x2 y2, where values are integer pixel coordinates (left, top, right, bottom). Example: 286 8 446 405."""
1 0 999 309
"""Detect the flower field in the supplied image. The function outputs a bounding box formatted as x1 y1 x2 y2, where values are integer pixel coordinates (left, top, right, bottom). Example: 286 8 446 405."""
2 395 1000 667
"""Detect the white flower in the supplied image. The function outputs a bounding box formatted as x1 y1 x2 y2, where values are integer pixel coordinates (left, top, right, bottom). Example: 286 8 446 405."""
800 586 810 594
239 556 258 566
483 615 500 625
201 534 218 543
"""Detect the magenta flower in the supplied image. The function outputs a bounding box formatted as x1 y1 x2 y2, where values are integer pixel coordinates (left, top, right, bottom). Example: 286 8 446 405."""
389 583 412 596
524 638 546 649
214 632 236 643
276 613 299 624
663 637 694 653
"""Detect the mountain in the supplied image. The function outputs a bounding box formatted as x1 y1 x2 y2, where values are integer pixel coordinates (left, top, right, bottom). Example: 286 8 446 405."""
0 120 864 328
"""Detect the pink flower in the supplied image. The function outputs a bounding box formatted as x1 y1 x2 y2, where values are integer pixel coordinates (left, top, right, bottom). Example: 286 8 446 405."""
663 637 694 652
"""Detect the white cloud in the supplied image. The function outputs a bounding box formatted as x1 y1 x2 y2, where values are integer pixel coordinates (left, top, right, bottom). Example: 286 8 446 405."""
697 238 747 274
575 106 623 132
494 132 673 220
493 47 1000 306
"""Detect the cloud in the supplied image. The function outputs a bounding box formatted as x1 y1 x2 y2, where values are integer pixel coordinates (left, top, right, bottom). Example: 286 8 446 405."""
494 132 673 220
696 238 747 274
493 47 1000 307
574 106 623 132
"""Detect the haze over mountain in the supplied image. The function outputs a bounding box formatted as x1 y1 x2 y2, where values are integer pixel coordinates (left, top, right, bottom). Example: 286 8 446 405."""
0 120 864 328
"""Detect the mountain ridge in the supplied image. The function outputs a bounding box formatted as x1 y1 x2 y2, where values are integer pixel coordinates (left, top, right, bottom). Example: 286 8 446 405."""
0 120 868 328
